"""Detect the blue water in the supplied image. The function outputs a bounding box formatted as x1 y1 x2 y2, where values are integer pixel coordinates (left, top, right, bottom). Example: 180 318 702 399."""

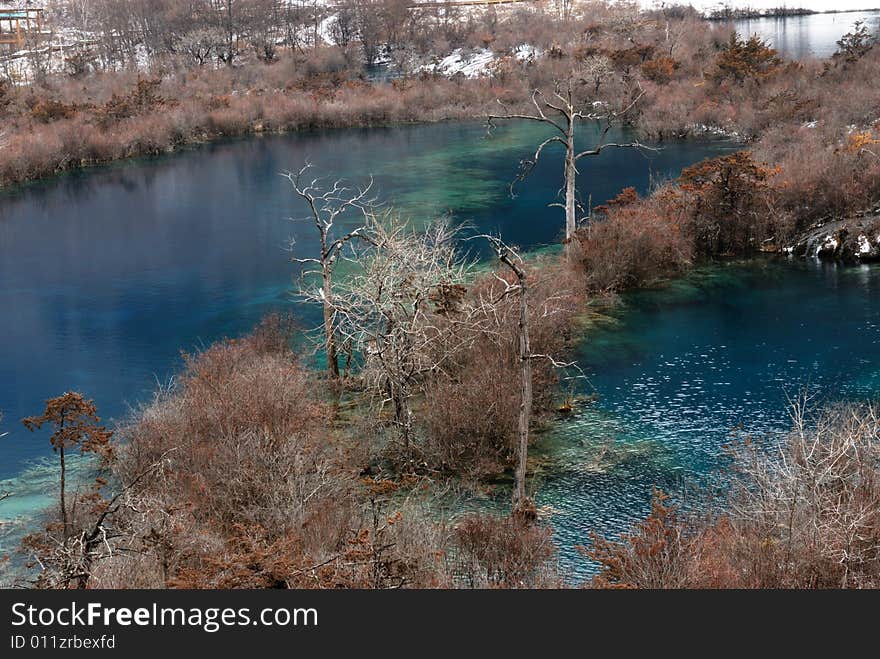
9 119 878 578
734 10 880 59
0 122 732 480
541 258 880 578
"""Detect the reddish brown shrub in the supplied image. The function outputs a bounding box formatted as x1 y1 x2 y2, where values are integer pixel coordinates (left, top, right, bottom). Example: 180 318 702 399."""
586 402 880 589
575 187 693 292
453 513 559 588
678 151 783 256
710 33 781 83
641 56 679 84
583 490 691 589
29 97 78 123
421 261 582 474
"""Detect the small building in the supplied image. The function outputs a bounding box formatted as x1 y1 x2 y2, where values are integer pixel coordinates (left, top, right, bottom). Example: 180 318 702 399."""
0 7 44 49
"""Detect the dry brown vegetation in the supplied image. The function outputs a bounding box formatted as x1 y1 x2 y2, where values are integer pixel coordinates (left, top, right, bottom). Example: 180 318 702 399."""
0 52 505 187
587 401 880 588
19 310 565 589
421 258 584 475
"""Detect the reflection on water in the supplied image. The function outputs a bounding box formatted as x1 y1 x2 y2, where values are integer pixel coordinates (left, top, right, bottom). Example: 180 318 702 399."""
734 10 880 58
540 258 880 579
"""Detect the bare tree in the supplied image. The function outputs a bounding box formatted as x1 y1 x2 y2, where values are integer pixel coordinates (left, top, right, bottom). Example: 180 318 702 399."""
331 2 358 48
488 74 650 255
727 396 880 588
285 164 376 381
178 27 225 67
24 450 174 589
332 217 475 457
481 236 532 511
470 235 586 513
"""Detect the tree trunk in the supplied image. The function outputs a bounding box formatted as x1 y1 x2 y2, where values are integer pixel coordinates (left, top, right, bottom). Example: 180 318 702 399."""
322 269 339 380
59 444 68 538
513 275 532 509
76 548 90 589
564 136 577 256
393 384 412 454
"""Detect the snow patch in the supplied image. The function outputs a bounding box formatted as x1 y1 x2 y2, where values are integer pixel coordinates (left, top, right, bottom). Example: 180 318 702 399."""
689 123 740 139
816 234 839 257
858 234 872 255
421 48 496 78
317 15 337 46
514 44 540 62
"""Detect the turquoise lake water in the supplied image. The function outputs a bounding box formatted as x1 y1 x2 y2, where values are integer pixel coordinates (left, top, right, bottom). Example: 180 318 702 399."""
1 118 878 578
540 258 880 579
0 120 735 559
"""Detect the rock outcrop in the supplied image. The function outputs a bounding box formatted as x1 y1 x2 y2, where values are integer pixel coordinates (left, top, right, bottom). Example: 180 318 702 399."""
786 209 880 262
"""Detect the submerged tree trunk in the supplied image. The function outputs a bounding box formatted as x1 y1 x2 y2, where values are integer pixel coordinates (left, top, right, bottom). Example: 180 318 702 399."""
513 270 532 510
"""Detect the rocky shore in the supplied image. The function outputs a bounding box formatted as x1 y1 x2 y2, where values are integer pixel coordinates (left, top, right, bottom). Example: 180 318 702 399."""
784 207 880 262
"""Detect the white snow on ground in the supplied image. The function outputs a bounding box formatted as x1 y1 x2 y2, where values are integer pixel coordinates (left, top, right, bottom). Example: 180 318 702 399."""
421 48 496 78
317 15 337 46
859 234 872 255
817 234 839 256
689 123 742 139
418 44 540 79
514 44 541 62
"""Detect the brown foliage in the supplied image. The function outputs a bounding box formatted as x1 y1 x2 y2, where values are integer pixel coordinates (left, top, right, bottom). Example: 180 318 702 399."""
0 50 503 188
28 97 78 123
94 78 170 128
711 34 781 84
587 402 880 588
574 187 692 292
452 513 559 588
22 392 113 459
20 393 115 588
420 261 582 475
678 151 781 256
641 56 679 84
75 316 454 589
573 152 799 292
584 490 691 588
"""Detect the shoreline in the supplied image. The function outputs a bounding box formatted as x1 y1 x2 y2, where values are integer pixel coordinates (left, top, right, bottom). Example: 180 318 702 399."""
706 7 880 21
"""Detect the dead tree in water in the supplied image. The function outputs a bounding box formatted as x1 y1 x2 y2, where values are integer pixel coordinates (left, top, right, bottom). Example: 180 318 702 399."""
488 74 649 256
285 164 376 381
496 241 532 512
332 218 475 457
472 234 585 514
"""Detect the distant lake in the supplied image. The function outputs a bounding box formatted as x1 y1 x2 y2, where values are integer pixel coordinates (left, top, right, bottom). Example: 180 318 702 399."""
733 10 880 58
